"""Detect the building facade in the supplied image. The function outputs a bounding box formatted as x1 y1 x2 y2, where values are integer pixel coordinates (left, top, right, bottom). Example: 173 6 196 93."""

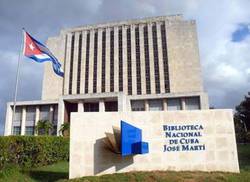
4 15 209 136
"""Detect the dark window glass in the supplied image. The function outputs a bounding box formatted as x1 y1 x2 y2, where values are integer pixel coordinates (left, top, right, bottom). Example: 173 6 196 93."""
26 106 35 127
101 30 106 92
84 103 99 112
85 32 90 93
131 100 145 111
77 34 82 94
127 28 132 95
93 31 98 93
39 105 50 121
135 26 142 95
152 24 161 93
118 28 123 91
13 126 21 135
25 126 34 135
110 30 114 92
69 34 75 94
105 101 118 112
185 97 200 110
144 26 151 94
161 23 170 93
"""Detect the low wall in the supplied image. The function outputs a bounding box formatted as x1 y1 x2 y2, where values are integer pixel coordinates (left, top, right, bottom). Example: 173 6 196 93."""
69 110 239 179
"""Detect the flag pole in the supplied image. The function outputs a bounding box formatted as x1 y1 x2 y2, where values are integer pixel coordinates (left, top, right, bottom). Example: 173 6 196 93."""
11 28 24 135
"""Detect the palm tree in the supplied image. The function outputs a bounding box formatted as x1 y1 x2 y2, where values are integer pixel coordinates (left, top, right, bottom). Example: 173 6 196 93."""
35 120 53 135
59 122 70 137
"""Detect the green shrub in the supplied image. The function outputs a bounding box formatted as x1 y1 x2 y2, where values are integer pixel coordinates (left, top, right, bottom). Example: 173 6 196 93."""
0 136 69 169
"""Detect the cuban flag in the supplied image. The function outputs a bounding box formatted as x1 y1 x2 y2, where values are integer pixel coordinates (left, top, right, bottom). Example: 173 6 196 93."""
23 31 64 77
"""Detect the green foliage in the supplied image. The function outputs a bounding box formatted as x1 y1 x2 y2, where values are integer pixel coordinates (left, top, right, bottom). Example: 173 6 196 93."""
0 136 69 169
59 123 70 137
35 120 53 135
234 92 250 143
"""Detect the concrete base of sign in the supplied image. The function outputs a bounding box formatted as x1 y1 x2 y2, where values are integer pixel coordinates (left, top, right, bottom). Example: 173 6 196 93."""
69 110 239 179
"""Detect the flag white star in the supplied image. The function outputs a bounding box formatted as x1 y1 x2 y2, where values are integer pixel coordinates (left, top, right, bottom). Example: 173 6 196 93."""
29 43 35 50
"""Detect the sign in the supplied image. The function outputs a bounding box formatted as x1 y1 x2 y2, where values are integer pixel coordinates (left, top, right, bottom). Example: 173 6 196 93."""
163 124 205 152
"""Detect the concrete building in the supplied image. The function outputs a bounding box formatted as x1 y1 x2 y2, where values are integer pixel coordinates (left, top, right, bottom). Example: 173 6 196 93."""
4 15 209 136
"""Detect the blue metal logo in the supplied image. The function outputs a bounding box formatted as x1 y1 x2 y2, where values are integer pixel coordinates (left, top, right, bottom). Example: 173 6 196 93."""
103 120 149 156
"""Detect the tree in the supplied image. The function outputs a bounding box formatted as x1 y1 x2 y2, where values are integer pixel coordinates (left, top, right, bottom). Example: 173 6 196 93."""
234 92 250 143
35 120 53 135
235 92 250 131
59 122 70 137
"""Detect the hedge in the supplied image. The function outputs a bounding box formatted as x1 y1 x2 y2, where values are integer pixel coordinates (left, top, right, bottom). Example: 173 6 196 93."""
0 136 69 169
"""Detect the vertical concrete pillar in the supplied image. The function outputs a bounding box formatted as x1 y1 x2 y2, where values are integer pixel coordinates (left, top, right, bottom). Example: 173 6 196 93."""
131 24 137 95
34 106 40 136
72 32 80 94
105 28 111 92
181 98 186 110
114 26 119 92
157 22 165 94
99 100 105 112
97 29 102 93
78 101 84 112
57 99 65 136
88 30 95 93
145 100 149 111
122 26 128 94
80 31 87 94
4 103 13 136
148 23 156 94
163 99 168 111
21 107 26 135
64 33 72 95
118 93 127 112
139 24 146 95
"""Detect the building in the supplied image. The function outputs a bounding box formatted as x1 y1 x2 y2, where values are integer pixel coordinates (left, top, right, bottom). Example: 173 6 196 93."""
4 15 209 136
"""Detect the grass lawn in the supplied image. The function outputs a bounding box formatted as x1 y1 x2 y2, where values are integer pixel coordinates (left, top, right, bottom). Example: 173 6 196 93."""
0 144 250 182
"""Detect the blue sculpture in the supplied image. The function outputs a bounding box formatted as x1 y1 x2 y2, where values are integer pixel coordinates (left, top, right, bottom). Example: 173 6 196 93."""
121 120 149 156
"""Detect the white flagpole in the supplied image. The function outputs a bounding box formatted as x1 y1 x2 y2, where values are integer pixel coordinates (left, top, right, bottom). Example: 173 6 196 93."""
11 29 24 135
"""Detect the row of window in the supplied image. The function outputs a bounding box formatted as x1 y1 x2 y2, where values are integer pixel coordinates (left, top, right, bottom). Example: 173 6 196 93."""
12 126 57 136
12 105 58 135
131 97 200 111
83 101 118 112
67 22 170 95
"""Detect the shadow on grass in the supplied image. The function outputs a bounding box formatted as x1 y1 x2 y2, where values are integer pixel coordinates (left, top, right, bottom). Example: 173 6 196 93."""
27 171 68 182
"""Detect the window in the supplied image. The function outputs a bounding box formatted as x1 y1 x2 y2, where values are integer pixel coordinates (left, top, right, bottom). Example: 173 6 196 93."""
105 101 118 112
53 105 58 124
69 34 75 94
185 97 200 110
12 106 22 135
118 28 123 91
13 126 21 135
135 26 142 95
167 98 181 110
110 29 114 92
144 25 151 94
149 99 163 111
127 27 132 95
152 24 161 93
131 100 145 111
161 23 170 93
39 105 50 120
93 31 98 93
101 30 106 92
85 32 90 93
77 33 82 94
84 103 99 112
25 126 34 135
26 106 35 127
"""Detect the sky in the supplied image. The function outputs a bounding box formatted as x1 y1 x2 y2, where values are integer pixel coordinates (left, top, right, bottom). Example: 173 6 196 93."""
0 0 250 135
